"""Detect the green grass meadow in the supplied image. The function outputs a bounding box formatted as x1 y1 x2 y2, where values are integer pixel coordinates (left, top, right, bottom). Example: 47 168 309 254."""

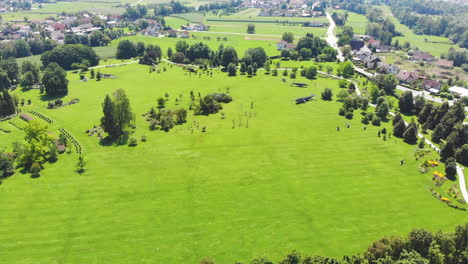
0 62 466 264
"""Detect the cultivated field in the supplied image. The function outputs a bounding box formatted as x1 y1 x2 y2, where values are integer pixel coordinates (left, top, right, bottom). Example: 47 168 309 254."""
0 62 466 264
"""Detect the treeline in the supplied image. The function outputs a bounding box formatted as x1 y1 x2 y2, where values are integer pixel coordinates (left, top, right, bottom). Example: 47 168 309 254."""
64 29 125 47
152 1 195 16
198 0 242 12
0 38 57 59
389 0 468 49
195 223 468 264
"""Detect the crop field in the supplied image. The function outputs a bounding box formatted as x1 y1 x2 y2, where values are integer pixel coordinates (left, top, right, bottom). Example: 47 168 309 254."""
0 61 466 264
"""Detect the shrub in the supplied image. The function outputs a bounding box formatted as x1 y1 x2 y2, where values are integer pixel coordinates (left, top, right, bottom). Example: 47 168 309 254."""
372 116 381 126
338 108 345 116
345 111 353 119
128 137 138 147
321 88 333 101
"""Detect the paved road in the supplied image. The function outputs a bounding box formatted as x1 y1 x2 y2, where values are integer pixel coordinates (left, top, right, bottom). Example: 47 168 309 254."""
325 11 344 62
90 60 139 69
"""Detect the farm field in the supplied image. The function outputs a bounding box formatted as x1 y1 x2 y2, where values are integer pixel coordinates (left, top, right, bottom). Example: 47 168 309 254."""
111 33 281 57
205 22 327 37
0 61 466 264
333 10 367 35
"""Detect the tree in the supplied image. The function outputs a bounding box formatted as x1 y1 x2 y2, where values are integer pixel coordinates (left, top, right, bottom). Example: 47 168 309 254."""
96 71 102 81
17 121 53 171
41 44 99 70
337 61 355 78
393 112 403 125
247 24 255 34
0 90 16 117
455 144 468 166
374 74 398 94
445 157 457 179
42 63 68 96
300 48 312 59
14 39 31 58
220 46 238 68
321 88 333 101
76 155 87 174
21 71 35 89
431 123 444 144
244 47 268 67
440 141 455 162
0 71 11 91
282 32 294 43
376 100 389 119
100 89 135 139
399 91 414 115
175 40 189 53
116 40 138 59
21 61 39 83
305 66 317 79
90 69 95 79
408 229 433 258
227 63 237 76
393 119 407 138
0 148 14 178
157 97 165 108
403 119 418 144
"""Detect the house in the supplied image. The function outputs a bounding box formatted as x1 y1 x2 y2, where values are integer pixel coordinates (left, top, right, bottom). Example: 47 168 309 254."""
449 86 468 97
412 51 435 62
167 30 178 38
436 59 454 69
422 79 441 91
285 43 297 51
180 30 190 38
367 39 381 48
375 44 391 53
276 40 288 50
396 70 420 84
350 40 365 51
378 63 399 74
363 56 382 69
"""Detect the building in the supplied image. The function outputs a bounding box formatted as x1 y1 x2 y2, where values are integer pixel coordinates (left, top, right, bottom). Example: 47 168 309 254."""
276 40 288 50
412 51 435 62
436 59 454 69
422 79 441 91
180 30 190 38
396 70 420 84
350 40 365 51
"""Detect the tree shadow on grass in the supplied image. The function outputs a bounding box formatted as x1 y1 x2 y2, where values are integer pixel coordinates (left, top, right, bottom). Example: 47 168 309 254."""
99 133 129 147
39 94 65 102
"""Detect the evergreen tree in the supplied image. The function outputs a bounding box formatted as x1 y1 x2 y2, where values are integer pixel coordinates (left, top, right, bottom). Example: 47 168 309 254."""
227 63 237 76
431 124 444 143
445 157 457 179
100 95 116 138
440 141 455 162
398 91 414 115
0 71 11 91
393 118 406 138
393 112 402 125
455 144 468 166
0 90 16 117
413 95 426 116
167 47 173 58
376 100 389 119
403 119 418 144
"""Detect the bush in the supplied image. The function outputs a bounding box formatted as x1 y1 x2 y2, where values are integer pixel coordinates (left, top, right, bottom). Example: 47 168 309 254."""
338 108 346 116
321 88 333 101
372 116 381 126
345 111 353 119
128 137 138 147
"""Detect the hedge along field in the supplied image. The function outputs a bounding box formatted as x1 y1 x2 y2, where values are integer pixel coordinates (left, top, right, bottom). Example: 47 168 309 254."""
377 5 465 57
111 33 281 56
0 62 467 264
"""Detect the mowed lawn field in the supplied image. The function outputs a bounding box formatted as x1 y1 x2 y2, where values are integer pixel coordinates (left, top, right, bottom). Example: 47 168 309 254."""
0 62 466 264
